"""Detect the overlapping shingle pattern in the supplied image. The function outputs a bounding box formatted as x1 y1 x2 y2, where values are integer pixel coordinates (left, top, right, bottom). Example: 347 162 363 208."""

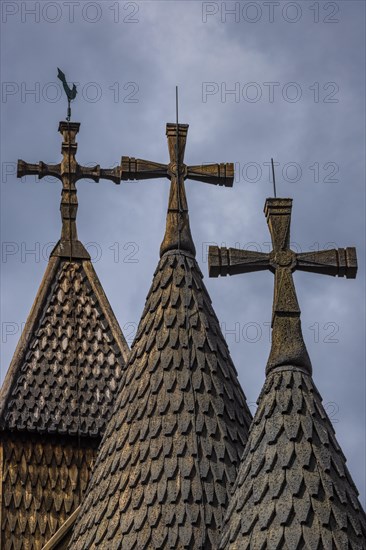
219 365 366 549
70 250 252 549
1 117 132 550
1 259 126 437
0 255 129 549
1 433 98 549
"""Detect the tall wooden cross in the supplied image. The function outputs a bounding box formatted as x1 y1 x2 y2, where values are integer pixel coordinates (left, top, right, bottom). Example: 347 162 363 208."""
17 122 122 259
121 123 234 256
209 198 357 374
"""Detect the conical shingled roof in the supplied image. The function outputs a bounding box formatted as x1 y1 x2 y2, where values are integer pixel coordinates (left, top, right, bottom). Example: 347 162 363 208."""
219 366 366 549
211 198 366 549
70 124 252 549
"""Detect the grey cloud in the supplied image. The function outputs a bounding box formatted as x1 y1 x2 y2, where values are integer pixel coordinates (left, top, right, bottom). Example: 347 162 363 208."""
1 0 365 505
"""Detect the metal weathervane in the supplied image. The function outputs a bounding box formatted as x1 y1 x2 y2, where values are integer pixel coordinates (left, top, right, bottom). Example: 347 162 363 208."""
57 68 77 121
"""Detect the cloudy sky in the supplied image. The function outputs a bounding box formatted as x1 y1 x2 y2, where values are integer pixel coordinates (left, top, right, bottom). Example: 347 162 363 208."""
1 0 365 505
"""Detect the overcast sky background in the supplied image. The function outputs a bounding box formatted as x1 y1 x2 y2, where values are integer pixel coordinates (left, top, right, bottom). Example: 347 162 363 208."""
1 0 365 505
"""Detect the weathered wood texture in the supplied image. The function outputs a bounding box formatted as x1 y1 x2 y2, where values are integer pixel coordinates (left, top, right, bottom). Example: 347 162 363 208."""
219 367 366 549
209 198 366 549
1 433 97 549
70 122 251 549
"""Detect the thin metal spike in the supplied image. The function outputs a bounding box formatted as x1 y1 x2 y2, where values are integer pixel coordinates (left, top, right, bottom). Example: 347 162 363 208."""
175 86 182 251
175 86 180 187
271 158 277 198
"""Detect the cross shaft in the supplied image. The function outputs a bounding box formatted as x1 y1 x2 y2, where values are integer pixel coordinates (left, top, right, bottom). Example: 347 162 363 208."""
209 198 357 374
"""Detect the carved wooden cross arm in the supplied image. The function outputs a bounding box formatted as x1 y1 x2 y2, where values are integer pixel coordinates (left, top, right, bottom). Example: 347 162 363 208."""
120 123 234 187
209 199 357 279
17 122 123 185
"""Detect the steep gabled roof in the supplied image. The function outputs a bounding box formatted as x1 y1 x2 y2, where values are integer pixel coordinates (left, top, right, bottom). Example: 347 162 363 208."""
0 253 129 437
70 124 252 549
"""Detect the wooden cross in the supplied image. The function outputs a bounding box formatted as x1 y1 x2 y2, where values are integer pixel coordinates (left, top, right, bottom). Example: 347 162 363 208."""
17 121 122 259
121 123 234 256
209 198 357 374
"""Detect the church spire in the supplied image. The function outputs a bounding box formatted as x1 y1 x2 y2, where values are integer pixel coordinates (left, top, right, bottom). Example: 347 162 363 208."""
209 197 366 549
69 123 252 549
1 115 130 549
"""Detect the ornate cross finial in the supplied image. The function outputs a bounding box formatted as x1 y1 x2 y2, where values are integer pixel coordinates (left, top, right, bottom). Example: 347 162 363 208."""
121 123 234 256
17 122 123 259
209 198 357 374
